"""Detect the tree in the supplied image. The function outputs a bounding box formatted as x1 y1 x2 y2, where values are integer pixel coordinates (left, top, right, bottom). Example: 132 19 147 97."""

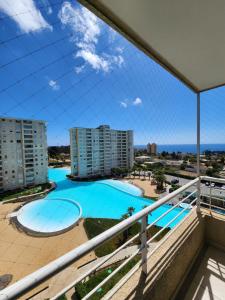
142 165 147 179
127 168 132 178
111 168 123 177
180 163 187 170
171 152 177 160
132 166 137 178
127 206 135 216
153 171 166 191
161 151 168 158
136 166 141 179
122 168 129 176
206 168 217 177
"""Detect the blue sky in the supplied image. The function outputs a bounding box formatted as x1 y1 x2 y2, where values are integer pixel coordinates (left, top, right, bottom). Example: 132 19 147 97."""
0 0 224 146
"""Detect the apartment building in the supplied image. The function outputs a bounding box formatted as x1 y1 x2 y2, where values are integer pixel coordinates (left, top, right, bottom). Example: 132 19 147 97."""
0 117 48 192
70 125 133 178
147 142 157 155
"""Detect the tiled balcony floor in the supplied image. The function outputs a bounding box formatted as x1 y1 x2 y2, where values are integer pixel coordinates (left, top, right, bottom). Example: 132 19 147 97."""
184 246 225 300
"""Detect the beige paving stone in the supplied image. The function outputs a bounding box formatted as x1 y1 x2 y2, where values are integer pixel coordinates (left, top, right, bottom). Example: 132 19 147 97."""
123 177 159 198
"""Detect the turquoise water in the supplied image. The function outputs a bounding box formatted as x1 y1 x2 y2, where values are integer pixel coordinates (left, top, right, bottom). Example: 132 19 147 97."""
45 168 188 228
99 179 142 197
17 198 81 233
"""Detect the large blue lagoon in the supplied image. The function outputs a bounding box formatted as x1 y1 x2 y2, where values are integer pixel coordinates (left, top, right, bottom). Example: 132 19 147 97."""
45 168 188 228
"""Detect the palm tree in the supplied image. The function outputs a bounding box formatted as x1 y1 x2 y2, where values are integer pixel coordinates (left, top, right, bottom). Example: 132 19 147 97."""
127 206 135 216
142 165 147 180
136 166 141 179
132 166 137 178
153 171 166 191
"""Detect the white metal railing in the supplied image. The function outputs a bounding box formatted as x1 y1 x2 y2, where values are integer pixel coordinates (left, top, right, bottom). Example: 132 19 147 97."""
200 176 225 214
0 178 200 300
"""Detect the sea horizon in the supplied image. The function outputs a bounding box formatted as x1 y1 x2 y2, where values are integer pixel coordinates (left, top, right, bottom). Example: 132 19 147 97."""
134 143 225 154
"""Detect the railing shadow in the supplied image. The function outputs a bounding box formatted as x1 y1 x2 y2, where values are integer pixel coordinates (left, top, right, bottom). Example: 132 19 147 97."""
119 211 204 300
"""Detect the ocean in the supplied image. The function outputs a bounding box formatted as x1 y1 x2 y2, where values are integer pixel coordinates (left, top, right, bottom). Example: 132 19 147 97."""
134 144 225 154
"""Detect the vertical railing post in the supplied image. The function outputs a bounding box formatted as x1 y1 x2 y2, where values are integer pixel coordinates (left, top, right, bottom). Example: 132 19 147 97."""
141 215 147 275
197 92 201 211
210 180 212 212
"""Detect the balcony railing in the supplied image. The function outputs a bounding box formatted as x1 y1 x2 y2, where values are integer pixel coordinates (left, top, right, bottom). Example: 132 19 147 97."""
1 176 224 300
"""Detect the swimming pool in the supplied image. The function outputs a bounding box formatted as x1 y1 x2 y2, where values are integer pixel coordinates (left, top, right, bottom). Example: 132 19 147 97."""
99 179 142 196
46 168 188 228
17 168 189 234
17 198 81 234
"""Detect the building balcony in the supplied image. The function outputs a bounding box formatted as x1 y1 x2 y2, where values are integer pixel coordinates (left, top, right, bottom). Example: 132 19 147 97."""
1 0 225 299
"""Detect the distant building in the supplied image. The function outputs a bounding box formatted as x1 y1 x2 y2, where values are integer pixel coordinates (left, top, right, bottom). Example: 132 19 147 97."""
185 164 207 174
135 155 152 163
0 117 48 193
147 143 157 155
70 125 133 178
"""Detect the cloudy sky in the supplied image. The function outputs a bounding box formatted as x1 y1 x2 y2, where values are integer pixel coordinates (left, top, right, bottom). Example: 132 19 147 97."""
0 0 224 146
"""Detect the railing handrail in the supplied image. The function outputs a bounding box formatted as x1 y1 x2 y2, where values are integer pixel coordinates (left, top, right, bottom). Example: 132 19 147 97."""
0 177 199 300
201 175 225 184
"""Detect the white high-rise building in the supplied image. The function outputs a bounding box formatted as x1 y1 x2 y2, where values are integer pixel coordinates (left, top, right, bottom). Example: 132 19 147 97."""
0 117 48 192
70 125 133 178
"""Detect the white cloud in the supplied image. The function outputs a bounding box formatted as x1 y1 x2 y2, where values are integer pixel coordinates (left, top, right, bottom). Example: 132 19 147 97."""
48 79 60 91
59 2 100 45
39 0 52 14
115 46 124 54
0 0 52 33
133 97 142 106
58 2 124 73
120 101 128 108
76 50 110 72
120 97 143 108
75 65 85 74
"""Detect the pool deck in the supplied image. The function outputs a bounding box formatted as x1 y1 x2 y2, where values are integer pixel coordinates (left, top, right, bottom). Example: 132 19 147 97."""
123 177 159 199
0 201 96 298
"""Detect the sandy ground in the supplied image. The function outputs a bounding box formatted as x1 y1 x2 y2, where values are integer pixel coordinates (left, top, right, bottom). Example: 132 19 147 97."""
124 177 159 198
0 202 95 299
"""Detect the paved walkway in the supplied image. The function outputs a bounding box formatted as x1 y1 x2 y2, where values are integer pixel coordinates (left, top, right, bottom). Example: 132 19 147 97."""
29 243 156 299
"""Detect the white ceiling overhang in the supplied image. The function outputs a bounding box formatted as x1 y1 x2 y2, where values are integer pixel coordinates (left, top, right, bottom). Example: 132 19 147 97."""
79 0 225 93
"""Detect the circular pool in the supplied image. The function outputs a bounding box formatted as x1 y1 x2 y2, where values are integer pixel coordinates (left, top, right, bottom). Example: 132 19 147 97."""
16 198 82 236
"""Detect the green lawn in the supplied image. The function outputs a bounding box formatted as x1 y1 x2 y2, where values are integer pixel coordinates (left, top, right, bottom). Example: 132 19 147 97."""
83 218 170 257
57 295 67 300
0 182 51 201
75 257 140 300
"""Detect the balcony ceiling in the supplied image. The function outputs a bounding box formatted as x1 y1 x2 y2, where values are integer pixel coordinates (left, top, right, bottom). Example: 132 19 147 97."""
79 0 225 93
